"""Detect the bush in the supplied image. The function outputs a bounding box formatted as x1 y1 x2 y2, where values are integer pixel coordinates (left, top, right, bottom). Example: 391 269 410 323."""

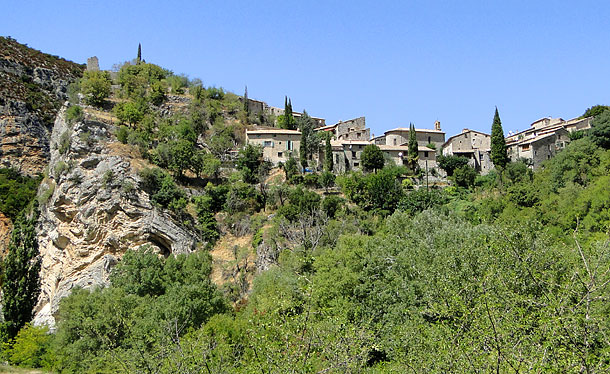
452 165 477 188
398 188 448 214
322 195 344 218
4 324 52 368
58 130 71 155
80 70 111 107
116 125 130 144
65 105 83 124
0 168 40 220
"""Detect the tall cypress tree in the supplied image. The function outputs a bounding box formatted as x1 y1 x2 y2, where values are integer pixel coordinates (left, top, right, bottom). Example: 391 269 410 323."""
324 133 333 172
280 96 296 130
137 43 142 63
299 110 313 169
243 86 249 115
491 107 509 170
2 215 41 338
407 123 419 171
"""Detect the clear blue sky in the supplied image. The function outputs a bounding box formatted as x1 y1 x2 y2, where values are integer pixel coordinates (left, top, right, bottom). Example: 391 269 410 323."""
4 0 610 138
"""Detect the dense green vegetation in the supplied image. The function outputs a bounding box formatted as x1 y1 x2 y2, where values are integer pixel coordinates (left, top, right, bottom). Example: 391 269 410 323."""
2 45 610 371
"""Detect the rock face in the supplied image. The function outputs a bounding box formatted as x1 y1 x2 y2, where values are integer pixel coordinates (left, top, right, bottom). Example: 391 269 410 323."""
0 37 83 176
34 107 199 327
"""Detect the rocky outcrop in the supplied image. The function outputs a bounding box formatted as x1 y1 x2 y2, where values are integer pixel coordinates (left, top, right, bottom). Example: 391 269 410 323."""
34 106 199 327
0 37 83 176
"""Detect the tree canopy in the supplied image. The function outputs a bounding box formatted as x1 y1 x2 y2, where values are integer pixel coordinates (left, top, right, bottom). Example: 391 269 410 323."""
361 144 385 172
490 107 509 169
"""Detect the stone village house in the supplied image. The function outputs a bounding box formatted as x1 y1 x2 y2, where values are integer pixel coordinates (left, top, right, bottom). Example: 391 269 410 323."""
245 128 301 166
442 129 493 175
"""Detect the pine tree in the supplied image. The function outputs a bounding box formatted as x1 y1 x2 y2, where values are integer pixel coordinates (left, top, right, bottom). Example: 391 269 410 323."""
137 43 142 63
2 215 41 338
407 123 419 171
491 107 509 170
324 133 333 172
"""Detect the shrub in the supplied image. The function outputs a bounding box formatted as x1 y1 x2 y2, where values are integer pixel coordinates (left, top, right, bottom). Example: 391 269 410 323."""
116 125 130 144
452 165 477 188
4 324 52 368
322 195 344 218
58 130 71 155
80 70 111 107
65 105 83 124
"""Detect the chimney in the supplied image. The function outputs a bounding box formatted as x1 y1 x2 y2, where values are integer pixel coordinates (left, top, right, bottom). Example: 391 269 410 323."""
435 120 441 131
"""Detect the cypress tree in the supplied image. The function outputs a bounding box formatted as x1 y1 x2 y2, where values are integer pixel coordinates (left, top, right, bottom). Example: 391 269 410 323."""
243 86 249 115
407 123 419 171
299 110 312 169
2 215 41 338
280 96 296 130
324 133 333 172
491 107 509 169
137 43 142 63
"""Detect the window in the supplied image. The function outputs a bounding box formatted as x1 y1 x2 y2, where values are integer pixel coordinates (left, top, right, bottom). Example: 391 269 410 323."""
424 151 429 157
521 144 530 151
428 136 431 143
353 162 359 167
352 151 357 159
336 154 340 163
263 141 273 147
393 138 397 145
277 152 283 158
273 134 277 137
286 141 294 150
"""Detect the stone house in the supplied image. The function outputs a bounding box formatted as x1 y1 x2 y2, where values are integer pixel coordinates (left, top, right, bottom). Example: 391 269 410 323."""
329 141 437 174
506 127 570 169
381 121 445 150
316 117 370 141
245 128 301 166
378 145 438 170
442 129 493 175
505 116 591 169
329 140 372 173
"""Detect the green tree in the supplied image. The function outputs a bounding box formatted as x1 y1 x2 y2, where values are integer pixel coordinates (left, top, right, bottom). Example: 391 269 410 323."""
298 110 316 169
80 70 111 107
324 133 333 172
491 107 509 170
238 144 264 184
114 101 144 127
452 164 478 188
243 85 249 116
137 43 142 63
589 110 610 149
437 154 470 177
2 215 41 339
581 104 610 118
319 171 336 192
283 156 300 183
361 144 385 172
278 96 297 130
407 122 419 171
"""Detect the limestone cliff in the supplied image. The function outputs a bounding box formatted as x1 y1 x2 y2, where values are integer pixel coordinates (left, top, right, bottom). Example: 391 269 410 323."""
34 106 199 326
0 37 83 176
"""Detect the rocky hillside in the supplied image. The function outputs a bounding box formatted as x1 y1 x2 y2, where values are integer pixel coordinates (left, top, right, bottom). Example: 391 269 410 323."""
0 37 83 176
34 105 201 326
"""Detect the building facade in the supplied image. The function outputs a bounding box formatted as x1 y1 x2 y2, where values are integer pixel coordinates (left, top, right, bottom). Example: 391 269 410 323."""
245 128 301 166
442 129 493 175
505 116 590 169
382 121 445 150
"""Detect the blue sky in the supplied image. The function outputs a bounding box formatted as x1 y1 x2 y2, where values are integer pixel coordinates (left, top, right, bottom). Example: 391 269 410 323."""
4 0 610 137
